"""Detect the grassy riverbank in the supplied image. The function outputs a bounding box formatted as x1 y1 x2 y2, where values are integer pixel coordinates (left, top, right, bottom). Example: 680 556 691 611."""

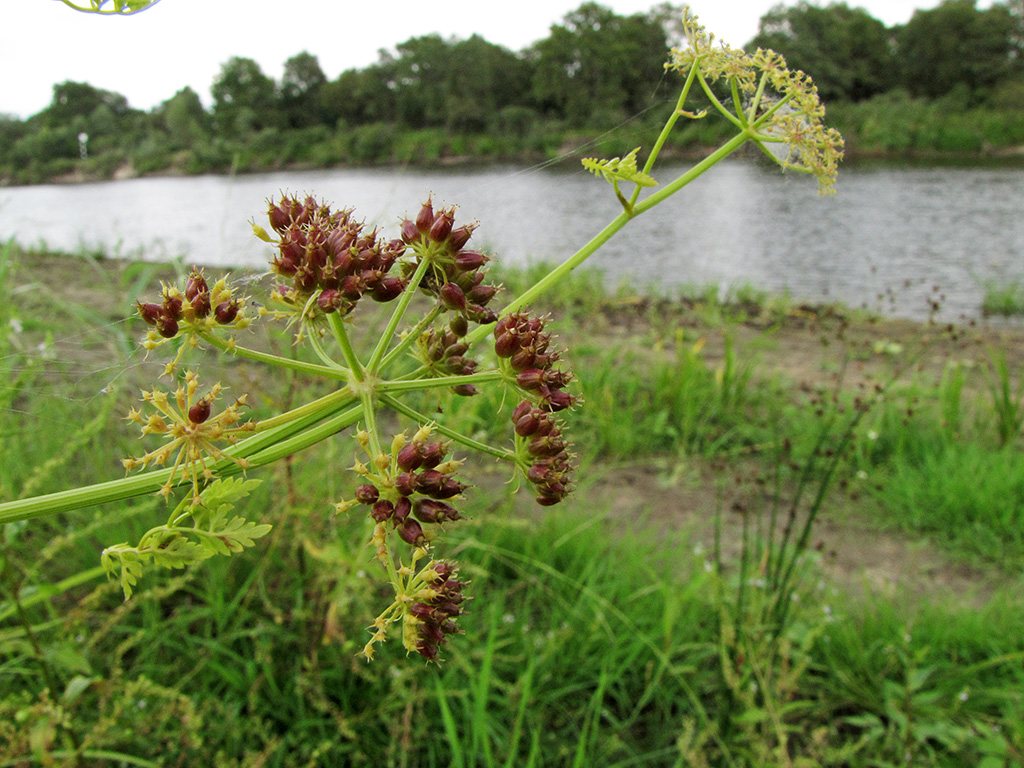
1 242 1023 766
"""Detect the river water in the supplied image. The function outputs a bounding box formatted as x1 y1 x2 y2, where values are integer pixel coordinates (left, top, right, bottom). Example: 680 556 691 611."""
2 159 1023 321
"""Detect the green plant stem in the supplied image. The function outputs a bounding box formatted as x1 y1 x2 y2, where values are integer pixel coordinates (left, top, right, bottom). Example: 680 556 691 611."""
327 313 364 380
462 132 751 351
256 387 355 432
697 73 746 130
368 256 433 372
306 323 347 371
0 566 106 623
380 395 518 462
381 370 504 394
219 405 366 469
379 304 444 370
638 64 699 182
198 332 347 381
0 401 361 525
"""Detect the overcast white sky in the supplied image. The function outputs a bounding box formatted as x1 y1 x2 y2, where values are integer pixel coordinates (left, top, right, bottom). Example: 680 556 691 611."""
1 0 994 119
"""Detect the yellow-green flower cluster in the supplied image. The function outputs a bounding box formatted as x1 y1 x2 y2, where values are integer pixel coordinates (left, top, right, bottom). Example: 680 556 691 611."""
667 7 844 194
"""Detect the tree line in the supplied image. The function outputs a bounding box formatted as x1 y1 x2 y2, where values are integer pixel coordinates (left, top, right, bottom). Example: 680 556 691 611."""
3 0 1024 184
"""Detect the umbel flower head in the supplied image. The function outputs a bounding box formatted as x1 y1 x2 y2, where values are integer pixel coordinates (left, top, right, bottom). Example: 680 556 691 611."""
666 7 844 194
258 194 408 326
362 551 467 663
123 371 256 503
399 198 501 328
136 267 249 374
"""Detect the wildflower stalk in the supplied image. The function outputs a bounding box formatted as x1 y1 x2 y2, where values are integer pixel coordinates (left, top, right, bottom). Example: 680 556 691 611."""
198 331 348 380
4 7 844 661
327 312 364 379
380 394 518 462
368 255 433 371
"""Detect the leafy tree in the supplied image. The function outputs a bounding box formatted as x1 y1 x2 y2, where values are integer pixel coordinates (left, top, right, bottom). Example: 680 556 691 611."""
0 115 27 166
211 56 279 138
279 51 327 129
529 2 669 127
158 86 211 148
320 65 398 128
750 2 896 101
35 81 131 129
444 35 531 133
896 0 1018 99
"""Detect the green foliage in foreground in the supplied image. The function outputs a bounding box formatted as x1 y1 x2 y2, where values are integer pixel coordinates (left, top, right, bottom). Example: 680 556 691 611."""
2 245 1024 765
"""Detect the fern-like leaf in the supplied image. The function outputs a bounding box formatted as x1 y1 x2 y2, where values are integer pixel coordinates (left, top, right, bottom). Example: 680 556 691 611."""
581 148 658 188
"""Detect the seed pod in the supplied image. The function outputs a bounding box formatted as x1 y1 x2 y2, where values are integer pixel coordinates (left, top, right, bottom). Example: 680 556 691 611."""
397 517 425 546
510 347 536 371
429 210 454 243
435 601 462 617
454 250 486 272
415 199 434 234
162 295 183 321
371 499 395 523
470 305 499 325
188 398 212 424
415 499 454 524
317 289 344 314
414 469 445 496
494 331 519 358
185 271 208 303
448 225 474 252
395 471 417 497
452 383 479 397
214 301 240 324
136 302 163 325
156 316 179 339
530 435 567 457
399 442 426 471
449 315 469 337
355 483 380 505
515 411 541 437
393 496 412 523
431 478 467 500
419 442 446 469
516 369 546 390
267 199 293 233
372 276 405 303
467 284 497 305
400 218 420 244
416 641 439 661
439 282 467 312
542 389 575 412
410 602 434 620
418 621 446 643
527 463 553 485
431 561 455 581
275 241 303 276
511 399 533 423
295 264 318 293
339 274 363 301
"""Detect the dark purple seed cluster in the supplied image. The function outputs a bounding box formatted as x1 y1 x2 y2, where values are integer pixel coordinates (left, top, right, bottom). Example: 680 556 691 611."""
495 311 577 506
136 268 240 339
266 194 407 316
354 438 468 547
494 312 577 413
399 198 500 327
410 561 465 662
512 399 574 506
420 327 479 397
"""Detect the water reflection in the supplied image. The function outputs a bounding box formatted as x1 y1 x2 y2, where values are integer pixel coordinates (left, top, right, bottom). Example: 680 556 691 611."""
1 160 1022 320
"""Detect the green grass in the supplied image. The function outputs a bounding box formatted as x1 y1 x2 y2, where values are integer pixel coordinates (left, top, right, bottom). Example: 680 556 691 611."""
981 280 1024 317
3 244 1024 766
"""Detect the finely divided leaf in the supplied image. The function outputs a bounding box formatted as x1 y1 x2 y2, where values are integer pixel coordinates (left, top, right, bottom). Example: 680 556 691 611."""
581 148 658 188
